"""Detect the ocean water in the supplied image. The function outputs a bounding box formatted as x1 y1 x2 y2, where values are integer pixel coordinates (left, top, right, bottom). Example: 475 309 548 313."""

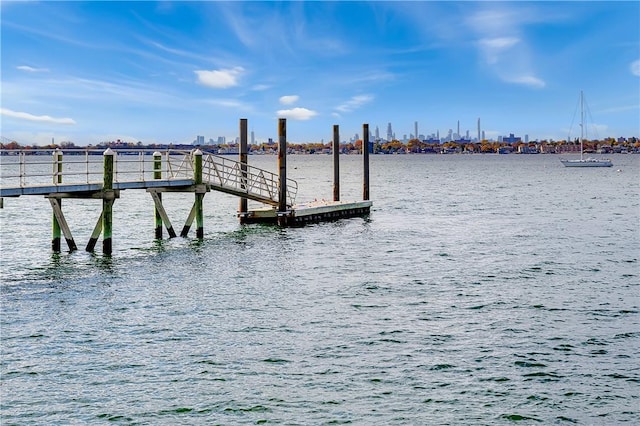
1 153 638 425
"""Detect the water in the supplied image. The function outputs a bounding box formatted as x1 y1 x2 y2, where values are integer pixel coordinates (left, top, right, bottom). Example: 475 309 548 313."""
1 154 639 424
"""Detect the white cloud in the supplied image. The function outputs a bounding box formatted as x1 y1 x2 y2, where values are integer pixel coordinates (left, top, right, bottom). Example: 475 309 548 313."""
477 37 520 64
277 107 317 120
17 65 49 73
252 84 271 91
0 108 76 125
505 75 546 89
202 98 253 112
335 95 374 113
478 37 520 50
195 67 244 89
279 95 299 105
631 60 640 77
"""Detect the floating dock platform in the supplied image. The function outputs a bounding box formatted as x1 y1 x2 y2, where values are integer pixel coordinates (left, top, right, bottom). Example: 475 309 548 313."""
239 200 372 226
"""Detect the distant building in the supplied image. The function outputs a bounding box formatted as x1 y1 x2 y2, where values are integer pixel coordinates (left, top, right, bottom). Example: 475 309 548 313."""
424 137 440 145
502 133 522 144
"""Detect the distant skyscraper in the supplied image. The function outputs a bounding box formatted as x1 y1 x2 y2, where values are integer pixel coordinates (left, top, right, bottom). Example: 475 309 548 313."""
477 118 481 142
375 126 380 141
457 121 460 138
387 123 393 141
251 130 255 145
414 121 418 141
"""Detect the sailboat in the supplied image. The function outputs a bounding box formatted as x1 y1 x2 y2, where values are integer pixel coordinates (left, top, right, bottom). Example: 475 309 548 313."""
560 90 612 167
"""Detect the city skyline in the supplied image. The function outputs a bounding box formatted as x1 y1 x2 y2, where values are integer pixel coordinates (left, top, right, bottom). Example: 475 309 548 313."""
1 1 639 146
192 117 530 147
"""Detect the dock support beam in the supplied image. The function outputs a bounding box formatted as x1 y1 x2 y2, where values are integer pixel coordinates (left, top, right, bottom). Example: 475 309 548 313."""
194 149 204 239
150 192 176 238
278 118 288 226
333 124 340 202
238 118 248 223
49 198 77 252
363 123 370 201
102 148 115 255
153 151 163 239
52 149 63 251
178 151 206 239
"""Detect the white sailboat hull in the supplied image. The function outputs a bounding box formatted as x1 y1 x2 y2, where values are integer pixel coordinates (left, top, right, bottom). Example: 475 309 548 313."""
561 158 613 167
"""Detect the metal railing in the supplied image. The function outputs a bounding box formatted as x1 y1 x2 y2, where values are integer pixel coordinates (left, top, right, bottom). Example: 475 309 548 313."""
0 148 297 205
168 150 298 206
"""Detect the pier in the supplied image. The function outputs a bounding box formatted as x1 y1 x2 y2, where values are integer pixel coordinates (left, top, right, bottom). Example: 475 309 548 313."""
0 119 372 254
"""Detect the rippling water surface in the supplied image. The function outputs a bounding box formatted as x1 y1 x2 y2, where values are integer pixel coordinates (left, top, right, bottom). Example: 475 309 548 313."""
1 154 638 424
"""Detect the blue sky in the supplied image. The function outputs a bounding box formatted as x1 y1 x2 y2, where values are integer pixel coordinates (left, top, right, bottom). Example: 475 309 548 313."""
1 1 639 146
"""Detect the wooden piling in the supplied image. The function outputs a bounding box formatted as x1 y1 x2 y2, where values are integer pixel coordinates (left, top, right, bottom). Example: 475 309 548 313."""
278 118 288 226
333 124 340 202
178 150 206 239
194 149 204 239
102 148 115 255
363 123 370 201
239 118 248 222
153 151 163 239
86 212 103 252
52 149 63 251
49 198 77 252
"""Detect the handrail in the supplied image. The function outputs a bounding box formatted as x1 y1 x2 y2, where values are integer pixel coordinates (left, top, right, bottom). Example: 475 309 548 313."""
169 150 297 206
0 148 297 206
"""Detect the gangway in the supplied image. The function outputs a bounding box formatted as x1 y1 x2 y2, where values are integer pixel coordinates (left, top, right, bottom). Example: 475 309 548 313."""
0 149 297 206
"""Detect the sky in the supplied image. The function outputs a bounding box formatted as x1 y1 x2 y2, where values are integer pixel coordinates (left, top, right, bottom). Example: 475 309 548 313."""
1 1 639 146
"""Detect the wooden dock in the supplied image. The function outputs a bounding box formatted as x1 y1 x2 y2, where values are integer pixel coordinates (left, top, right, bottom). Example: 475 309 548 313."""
240 200 372 226
0 118 372 254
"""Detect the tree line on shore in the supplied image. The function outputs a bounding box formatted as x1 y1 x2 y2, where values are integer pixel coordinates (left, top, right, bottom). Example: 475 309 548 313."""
1 136 638 154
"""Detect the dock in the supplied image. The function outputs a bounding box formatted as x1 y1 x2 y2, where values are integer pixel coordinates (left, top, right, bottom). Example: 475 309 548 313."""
241 200 373 226
0 119 372 254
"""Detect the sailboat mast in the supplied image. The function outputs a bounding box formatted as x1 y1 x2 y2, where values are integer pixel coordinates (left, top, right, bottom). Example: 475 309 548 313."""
579 90 584 160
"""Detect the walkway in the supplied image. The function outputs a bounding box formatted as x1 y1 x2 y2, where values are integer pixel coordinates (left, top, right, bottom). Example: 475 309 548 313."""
0 149 298 207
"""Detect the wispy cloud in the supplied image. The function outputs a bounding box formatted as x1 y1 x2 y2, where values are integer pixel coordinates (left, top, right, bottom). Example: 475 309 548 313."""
477 37 520 64
1 108 76 125
195 67 244 89
335 95 373 113
504 75 546 89
467 5 546 89
279 95 299 105
277 107 317 120
17 65 49 73
596 104 639 114
202 98 253 112
631 60 640 77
